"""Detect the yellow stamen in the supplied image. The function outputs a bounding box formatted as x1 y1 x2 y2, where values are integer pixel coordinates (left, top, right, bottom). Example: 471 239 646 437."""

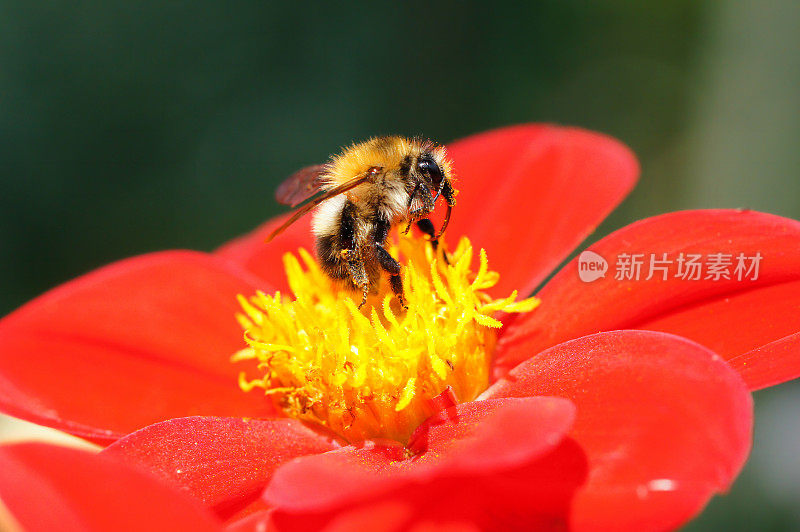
232 231 539 444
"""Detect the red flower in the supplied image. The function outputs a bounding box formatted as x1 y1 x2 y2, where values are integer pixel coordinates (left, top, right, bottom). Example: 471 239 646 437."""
0 125 798 531
0 443 220 531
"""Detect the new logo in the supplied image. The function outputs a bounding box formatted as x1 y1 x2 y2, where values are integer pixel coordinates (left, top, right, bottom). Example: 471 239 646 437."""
578 251 608 282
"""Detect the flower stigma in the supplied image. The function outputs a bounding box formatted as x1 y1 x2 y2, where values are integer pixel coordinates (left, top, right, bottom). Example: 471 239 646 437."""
232 232 539 444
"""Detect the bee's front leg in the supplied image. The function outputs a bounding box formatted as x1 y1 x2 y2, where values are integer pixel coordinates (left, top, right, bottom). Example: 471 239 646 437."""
416 218 450 265
403 182 435 235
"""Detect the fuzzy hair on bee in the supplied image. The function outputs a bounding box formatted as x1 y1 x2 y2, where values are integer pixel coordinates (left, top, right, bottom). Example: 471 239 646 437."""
267 136 457 308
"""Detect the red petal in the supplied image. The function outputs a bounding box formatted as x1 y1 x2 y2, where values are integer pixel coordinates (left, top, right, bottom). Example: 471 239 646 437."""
273 500 482 532
264 397 587 530
215 125 639 299
103 416 340 518
264 442 407 513
226 510 277 532
268 439 587 532
316 501 412 532
638 280 800 359
265 397 576 512
215 213 315 293
482 330 753 531
223 500 273 528
497 209 800 386
727 332 800 391
0 251 276 444
0 442 221 532
445 124 638 297
407 396 576 474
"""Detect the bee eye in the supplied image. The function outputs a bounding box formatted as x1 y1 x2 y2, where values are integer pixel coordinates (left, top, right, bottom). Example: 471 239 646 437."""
417 157 443 186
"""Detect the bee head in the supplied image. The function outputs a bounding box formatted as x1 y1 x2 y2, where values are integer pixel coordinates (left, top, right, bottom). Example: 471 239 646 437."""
416 154 444 188
416 150 456 207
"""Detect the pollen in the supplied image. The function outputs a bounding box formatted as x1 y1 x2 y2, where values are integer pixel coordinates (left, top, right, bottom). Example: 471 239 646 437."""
231 233 539 444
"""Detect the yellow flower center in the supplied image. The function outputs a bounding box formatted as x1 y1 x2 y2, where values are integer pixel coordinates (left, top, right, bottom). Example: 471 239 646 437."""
232 232 539 444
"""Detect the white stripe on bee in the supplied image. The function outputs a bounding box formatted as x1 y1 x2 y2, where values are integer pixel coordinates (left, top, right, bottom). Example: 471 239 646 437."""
312 194 347 238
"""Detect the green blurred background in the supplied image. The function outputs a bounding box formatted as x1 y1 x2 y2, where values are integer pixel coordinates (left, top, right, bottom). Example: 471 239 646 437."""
1 1 798 529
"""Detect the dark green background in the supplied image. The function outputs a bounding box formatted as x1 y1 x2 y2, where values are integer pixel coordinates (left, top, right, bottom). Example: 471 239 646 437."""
1 2 799 529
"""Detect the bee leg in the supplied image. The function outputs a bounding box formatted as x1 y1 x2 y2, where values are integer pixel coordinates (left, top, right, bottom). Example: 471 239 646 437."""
389 274 406 309
416 219 450 265
405 181 435 235
357 282 369 308
342 249 369 308
374 244 406 309
416 219 438 249
350 271 369 309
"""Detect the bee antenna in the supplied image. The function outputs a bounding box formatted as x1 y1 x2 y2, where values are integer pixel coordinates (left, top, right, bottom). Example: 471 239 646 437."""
436 203 452 239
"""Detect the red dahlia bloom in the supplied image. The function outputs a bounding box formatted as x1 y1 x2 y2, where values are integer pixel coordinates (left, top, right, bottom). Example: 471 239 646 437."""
0 125 799 531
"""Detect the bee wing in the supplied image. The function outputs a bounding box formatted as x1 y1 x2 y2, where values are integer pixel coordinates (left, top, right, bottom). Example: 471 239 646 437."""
265 168 379 242
275 164 328 207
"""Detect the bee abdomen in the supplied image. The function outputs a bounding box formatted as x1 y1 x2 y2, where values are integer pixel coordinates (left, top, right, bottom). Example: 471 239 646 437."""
315 199 358 280
316 234 350 280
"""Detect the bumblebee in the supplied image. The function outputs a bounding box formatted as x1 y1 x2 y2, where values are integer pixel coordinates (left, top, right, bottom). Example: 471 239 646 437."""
267 136 457 308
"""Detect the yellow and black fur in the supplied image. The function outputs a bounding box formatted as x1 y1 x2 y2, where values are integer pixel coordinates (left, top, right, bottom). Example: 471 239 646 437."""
306 136 457 307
